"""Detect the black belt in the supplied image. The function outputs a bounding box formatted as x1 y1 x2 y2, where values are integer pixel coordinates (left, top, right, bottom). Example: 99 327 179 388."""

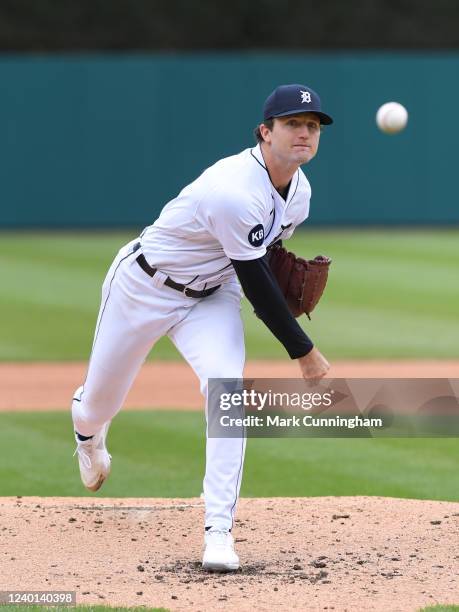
133 243 220 298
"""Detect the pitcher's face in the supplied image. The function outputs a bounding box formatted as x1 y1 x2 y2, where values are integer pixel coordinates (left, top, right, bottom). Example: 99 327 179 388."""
263 113 321 166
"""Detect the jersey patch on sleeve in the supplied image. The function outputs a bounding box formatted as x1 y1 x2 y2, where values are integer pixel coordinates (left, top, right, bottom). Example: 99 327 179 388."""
248 224 264 247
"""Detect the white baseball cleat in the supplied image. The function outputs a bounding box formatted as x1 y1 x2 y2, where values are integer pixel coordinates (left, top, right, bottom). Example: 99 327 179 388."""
73 423 111 492
202 528 240 571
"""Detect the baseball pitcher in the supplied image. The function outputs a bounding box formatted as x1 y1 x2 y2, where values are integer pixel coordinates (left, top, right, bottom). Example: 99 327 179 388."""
72 83 333 571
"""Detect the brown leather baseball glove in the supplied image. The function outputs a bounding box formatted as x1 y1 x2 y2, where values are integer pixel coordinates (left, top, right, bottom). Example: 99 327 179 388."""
266 244 332 319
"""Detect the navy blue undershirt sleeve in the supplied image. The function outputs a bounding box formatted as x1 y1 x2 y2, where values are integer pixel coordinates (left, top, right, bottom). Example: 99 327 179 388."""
231 256 314 359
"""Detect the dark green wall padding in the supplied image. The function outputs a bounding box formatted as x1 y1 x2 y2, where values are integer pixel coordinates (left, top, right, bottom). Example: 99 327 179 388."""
1 53 458 228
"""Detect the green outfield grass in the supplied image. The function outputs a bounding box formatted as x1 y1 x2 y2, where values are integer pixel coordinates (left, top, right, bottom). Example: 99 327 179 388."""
420 607 459 612
1 229 458 361
1 604 456 612
0 411 458 500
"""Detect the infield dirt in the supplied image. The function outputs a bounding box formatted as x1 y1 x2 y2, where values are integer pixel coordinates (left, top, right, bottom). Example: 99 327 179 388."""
1 360 458 411
1 495 458 612
1 361 459 611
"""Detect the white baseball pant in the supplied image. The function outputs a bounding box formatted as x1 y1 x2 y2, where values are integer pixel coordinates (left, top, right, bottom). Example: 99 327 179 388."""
72 239 246 530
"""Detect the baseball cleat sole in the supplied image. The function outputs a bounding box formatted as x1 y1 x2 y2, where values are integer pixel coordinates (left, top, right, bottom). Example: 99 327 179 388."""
202 560 240 572
85 472 109 492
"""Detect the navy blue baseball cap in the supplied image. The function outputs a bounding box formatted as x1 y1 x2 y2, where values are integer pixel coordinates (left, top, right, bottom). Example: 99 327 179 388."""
263 84 333 125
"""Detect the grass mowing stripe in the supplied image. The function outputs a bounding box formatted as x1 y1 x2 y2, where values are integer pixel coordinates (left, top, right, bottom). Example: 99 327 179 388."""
1 229 458 360
0 411 206 498
244 437 459 500
288 230 459 262
419 607 459 612
0 301 97 361
0 411 458 501
243 301 459 358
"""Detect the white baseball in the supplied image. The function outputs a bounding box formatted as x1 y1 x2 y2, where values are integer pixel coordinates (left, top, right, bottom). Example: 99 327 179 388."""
376 102 408 134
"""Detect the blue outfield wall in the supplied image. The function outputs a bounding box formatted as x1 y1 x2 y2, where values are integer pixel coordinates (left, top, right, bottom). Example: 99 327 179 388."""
1 52 458 228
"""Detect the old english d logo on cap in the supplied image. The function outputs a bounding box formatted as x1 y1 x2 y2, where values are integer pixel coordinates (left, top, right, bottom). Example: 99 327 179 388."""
263 84 333 125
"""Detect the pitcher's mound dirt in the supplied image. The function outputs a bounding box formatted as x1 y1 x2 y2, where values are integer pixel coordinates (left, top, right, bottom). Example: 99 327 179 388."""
1 496 458 612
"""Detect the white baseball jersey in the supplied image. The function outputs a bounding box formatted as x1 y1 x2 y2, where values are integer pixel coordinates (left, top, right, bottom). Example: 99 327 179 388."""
140 144 312 288
73 142 314 534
